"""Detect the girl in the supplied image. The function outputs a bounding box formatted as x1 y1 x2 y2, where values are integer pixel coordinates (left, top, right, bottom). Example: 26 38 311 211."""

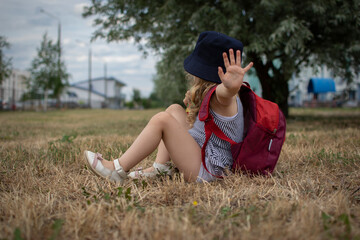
84 31 253 183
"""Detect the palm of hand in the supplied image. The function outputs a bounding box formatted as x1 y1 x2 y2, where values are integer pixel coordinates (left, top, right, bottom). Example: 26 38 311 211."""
218 49 253 91
221 64 246 90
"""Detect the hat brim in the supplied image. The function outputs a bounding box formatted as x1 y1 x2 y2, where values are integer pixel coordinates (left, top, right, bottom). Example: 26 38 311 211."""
184 53 222 84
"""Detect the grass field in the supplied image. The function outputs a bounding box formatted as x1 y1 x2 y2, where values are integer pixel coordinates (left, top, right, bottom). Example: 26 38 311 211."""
0 108 359 240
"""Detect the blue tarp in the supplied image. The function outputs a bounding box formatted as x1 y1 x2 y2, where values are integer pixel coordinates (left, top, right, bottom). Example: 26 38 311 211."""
307 78 336 93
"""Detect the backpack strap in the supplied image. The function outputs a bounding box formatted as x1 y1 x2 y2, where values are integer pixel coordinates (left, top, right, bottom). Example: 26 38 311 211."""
198 86 216 121
199 85 238 179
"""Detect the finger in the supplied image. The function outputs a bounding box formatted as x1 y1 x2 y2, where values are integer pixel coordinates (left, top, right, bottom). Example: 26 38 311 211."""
236 50 241 66
229 49 235 65
223 52 230 68
243 62 254 73
218 67 225 81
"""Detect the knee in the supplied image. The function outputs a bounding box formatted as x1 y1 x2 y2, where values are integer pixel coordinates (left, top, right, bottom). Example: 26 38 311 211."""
165 104 184 115
150 111 172 126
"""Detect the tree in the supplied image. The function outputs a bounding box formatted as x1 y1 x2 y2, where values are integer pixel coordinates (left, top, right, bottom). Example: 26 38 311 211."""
83 0 360 116
153 51 189 107
0 36 13 85
132 88 142 108
27 33 69 111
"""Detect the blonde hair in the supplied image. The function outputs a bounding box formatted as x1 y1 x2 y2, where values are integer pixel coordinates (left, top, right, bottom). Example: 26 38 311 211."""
186 74 217 127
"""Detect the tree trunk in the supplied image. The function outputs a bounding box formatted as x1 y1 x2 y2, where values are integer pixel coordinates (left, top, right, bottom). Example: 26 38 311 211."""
44 89 48 112
276 80 289 118
56 96 61 109
251 56 290 118
259 74 289 117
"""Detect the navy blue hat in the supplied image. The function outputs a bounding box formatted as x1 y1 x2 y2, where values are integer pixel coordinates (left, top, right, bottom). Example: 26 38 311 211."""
184 31 243 84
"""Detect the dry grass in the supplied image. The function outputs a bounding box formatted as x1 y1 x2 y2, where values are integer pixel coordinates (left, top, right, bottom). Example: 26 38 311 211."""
0 108 359 240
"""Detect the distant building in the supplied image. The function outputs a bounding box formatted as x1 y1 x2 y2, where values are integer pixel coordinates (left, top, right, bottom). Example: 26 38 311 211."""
65 77 126 109
1 72 127 110
288 65 360 107
243 62 359 108
0 69 29 110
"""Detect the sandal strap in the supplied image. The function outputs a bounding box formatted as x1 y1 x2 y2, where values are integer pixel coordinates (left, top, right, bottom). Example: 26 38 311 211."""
153 162 172 175
135 169 143 178
114 159 127 179
92 153 104 169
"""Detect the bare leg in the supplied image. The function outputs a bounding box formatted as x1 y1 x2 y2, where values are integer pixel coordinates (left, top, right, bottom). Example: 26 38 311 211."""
154 141 169 164
103 104 201 181
142 104 191 172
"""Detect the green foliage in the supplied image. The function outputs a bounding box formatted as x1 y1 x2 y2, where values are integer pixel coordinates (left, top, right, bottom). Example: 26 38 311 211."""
12 219 64 240
49 219 64 240
59 133 77 143
147 92 164 108
132 88 141 104
83 0 360 117
47 133 78 163
321 211 354 240
126 88 164 109
82 184 146 213
153 50 189 107
13 228 24 240
309 148 357 166
26 33 69 104
0 35 13 85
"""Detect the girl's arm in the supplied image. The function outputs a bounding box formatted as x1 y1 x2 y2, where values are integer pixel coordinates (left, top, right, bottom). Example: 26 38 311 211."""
210 49 253 116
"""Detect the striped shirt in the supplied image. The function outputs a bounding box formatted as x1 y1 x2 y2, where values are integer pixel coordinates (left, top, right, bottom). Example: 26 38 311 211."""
189 96 244 176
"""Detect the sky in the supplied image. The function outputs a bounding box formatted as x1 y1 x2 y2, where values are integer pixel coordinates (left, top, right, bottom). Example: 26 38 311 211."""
0 0 158 100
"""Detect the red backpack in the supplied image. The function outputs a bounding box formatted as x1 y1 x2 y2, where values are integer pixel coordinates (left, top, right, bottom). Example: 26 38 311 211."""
198 83 286 177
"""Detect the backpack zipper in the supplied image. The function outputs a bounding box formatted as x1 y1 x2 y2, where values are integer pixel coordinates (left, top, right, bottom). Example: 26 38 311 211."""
268 139 273 152
268 129 277 151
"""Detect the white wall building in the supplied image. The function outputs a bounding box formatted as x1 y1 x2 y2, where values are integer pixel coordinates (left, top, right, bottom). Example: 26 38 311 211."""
64 77 126 109
0 72 126 110
0 69 29 109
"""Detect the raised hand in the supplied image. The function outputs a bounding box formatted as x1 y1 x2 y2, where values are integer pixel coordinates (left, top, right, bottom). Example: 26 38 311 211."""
218 49 253 92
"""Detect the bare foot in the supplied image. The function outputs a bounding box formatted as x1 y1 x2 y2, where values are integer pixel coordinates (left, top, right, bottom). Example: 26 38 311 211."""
140 166 155 173
101 159 115 171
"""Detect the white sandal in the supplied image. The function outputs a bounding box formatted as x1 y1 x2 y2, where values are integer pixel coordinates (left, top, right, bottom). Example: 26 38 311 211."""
128 162 173 179
84 150 127 183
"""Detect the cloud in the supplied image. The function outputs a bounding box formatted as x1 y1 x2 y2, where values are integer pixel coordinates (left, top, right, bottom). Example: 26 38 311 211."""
63 38 72 45
0 0 157 99
102 55 140 63
123 69 138 75
74 3 89 15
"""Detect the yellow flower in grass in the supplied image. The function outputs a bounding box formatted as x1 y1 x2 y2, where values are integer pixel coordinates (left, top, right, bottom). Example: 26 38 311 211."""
193 201 198 206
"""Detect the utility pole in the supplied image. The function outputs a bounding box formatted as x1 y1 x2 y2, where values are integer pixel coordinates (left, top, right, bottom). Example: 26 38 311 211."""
104 63 107 107
57 21 61 107
76 39 92 108
12 72 15 110
88 47 92 108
